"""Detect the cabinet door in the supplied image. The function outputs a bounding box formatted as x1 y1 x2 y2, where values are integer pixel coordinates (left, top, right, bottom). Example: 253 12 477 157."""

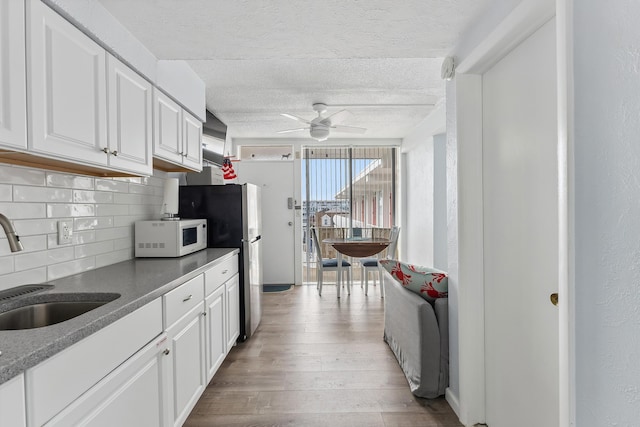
26 298 162 427
0 374 26 427
205 286 226 382
0 1 27 150
27 0 107 165
166 303 206 427
153 89 183 165
106 55 152 176
45 334 169 427
182 110 202 171
226 274 240 349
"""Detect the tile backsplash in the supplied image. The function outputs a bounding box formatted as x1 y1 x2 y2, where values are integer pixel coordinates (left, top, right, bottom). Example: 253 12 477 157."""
0 164 176 291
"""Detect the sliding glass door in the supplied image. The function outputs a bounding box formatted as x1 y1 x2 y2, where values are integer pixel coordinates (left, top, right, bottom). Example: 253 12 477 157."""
302 146 397 284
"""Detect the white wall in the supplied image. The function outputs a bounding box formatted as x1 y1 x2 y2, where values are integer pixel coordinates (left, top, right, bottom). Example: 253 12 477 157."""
433 133 447 270
401 143 434 265
574 2 640 424
400 104 445 267
0 164 169 290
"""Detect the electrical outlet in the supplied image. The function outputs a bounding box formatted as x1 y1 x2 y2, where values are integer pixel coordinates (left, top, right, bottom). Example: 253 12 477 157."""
57 220 73 245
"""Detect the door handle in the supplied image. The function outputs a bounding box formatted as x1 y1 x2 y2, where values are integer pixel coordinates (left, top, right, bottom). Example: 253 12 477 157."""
550 293 558 306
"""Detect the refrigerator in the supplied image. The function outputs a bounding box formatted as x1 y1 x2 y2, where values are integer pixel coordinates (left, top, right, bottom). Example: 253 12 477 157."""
178 183 262 342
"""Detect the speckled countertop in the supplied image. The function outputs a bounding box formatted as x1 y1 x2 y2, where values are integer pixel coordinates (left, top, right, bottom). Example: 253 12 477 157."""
0 248 239 385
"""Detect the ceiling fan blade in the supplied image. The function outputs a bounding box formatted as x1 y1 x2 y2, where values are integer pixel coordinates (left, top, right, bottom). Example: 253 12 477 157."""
277 127 309 134
331 124 367 134
319 109 352 126
281 113 312 125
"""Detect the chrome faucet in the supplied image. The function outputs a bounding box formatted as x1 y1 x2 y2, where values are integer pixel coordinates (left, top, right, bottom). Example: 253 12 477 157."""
0 213 23 252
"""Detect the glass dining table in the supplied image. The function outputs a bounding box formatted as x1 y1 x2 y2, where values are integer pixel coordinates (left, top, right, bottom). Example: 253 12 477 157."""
322 237 391 297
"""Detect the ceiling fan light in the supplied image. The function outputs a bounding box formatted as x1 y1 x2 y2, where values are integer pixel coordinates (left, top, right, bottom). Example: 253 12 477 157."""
310 126 330 141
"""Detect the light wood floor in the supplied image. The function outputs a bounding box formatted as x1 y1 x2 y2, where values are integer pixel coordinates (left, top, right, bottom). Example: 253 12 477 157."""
185 283 462 427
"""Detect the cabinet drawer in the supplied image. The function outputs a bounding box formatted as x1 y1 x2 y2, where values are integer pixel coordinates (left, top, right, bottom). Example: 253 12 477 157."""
204 256 238 296
164 274 205 327
26 298 162 427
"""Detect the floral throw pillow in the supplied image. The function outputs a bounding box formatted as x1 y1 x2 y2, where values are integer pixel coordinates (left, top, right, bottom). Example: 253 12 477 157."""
379 259 448 302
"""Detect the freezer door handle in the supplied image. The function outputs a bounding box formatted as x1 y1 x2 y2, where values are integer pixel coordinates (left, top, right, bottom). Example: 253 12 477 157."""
242 235 262 244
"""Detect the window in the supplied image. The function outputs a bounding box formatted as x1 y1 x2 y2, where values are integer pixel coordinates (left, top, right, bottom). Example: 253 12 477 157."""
302 146 397 282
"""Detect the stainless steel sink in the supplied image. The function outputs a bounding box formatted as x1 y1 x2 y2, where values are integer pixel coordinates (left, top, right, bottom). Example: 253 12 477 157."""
0 298 118 330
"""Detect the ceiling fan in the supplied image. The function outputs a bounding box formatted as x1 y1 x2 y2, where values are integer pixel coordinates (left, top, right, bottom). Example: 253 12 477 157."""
277 103 367 141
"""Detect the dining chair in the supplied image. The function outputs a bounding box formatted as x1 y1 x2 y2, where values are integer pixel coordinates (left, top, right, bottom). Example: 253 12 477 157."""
360 226 400 296
310 227 352 297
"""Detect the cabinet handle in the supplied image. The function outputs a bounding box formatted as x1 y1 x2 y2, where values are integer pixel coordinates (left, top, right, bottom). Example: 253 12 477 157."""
163 348 170 356
183 294 193 302
101 148 118 156
222 269 228 274
202 312 207 317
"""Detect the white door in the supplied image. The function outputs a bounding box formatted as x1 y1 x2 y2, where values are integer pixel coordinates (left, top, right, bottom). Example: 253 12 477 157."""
482 18 558 427
236 160 296 285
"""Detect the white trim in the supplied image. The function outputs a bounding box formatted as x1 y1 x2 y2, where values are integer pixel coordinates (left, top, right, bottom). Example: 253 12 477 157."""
452 1 568 425
445 388 461 422
452 74 485 426
456 0 556 75
556 0 575 425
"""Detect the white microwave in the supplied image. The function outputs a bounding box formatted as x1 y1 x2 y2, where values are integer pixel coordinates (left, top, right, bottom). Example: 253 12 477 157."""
135 219 207 257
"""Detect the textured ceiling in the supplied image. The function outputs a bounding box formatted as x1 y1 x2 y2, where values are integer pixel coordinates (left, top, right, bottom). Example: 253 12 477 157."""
97 0 494 140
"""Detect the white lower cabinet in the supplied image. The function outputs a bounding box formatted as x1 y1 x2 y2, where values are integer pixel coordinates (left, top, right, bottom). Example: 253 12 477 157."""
26 298 163 427
7 255 241 427
203 255 240 382
205 285 226 382
164 303 206 427
0 374 26 427
225 274 241 350
45 333 169 427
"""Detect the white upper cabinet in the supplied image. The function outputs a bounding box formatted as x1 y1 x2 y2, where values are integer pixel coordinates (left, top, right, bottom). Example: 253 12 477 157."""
27 0 108 166
153 89 183 164
3 0 200 176
0 1 27 150
25 0 155 176
107 55 153 176
154 89 203 172
182 111 203 170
